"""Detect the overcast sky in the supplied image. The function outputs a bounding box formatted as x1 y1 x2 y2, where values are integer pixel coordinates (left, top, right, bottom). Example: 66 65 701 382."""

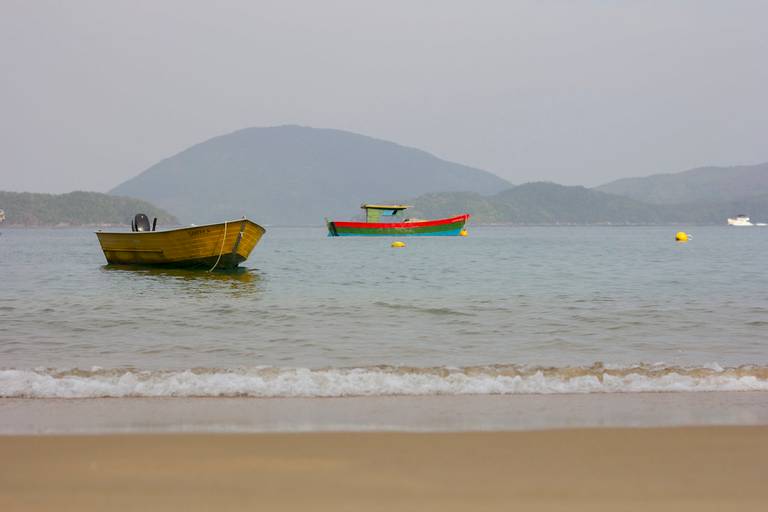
1 0 766 193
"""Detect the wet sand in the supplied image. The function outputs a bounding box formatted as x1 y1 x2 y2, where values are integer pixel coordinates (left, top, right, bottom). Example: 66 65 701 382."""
4 392 768 433
2 427 768 511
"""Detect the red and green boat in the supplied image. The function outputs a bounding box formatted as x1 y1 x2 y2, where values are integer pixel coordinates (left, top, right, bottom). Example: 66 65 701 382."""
327 204 470 236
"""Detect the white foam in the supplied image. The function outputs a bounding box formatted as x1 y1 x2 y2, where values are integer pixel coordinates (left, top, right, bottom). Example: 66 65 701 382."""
2 364 768 398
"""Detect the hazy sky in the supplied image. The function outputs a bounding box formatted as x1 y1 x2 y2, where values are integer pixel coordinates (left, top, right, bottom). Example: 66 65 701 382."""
2 0 766 193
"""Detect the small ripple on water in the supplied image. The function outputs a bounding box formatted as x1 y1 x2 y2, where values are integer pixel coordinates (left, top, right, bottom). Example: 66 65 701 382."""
373 301 475 317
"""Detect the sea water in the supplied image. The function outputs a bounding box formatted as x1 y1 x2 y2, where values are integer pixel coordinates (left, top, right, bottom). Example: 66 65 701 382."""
1 226 767 398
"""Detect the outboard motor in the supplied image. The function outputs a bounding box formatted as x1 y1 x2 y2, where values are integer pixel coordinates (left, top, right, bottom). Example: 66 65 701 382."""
133 213 151 232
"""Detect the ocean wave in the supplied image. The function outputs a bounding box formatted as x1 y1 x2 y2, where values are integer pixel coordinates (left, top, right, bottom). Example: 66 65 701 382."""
2 363 768 398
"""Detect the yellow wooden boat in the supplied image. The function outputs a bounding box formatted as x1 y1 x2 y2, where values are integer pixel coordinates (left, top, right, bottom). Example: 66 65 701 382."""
96 215 266 270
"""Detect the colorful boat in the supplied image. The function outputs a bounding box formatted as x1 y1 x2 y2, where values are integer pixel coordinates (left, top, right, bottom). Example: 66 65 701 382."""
96 214 266 270
327 204 469 236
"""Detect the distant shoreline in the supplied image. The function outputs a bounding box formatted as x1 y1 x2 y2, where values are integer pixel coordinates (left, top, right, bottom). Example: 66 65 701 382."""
1 223 131 229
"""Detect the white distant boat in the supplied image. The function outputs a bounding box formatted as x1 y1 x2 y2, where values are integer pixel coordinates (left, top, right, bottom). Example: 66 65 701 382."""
727 215 754 226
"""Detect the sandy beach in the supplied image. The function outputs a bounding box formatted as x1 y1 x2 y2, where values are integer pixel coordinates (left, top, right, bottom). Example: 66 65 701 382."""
2 426 767 511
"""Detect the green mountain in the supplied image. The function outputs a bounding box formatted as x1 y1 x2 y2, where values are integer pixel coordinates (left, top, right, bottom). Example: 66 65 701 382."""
595 162 768 204
0 191 177 227
410 182 768 225
110 125 512 225
411 183 664 225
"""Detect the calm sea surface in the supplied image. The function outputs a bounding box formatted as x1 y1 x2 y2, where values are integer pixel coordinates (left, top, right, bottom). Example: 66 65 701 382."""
1 226 767 397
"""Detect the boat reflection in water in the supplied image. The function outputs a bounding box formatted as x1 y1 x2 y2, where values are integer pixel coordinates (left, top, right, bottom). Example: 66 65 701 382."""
100 264 261 283
100 264 264 299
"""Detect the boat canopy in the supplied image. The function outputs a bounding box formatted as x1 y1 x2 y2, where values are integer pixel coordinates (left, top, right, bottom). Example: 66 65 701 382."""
361 204 412 223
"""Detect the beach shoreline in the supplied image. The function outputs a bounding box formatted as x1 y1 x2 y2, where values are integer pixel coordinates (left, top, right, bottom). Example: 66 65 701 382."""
3 427 768 511
3 391 768 434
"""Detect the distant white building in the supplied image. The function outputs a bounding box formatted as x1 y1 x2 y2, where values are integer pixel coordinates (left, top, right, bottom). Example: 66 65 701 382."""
0 209 5 223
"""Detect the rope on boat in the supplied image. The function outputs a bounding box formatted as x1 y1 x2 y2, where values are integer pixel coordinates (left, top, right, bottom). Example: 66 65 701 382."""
208 220 228 272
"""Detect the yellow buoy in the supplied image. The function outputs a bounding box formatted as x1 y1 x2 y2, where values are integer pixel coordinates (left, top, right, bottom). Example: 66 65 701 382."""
459 229 468 237
675 231 689 242
391 241 406 248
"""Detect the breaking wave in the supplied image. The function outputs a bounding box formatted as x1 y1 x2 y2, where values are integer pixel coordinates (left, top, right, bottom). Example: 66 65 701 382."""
2 363 768 398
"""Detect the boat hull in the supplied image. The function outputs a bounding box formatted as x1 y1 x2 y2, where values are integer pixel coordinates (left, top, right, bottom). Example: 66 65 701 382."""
327 214 469 236
96 219 266 269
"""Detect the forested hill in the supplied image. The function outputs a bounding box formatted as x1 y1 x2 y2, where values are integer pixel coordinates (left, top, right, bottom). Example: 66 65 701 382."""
110 125 512 225
410 182 768 225
0 191 177 227
595 162 768 204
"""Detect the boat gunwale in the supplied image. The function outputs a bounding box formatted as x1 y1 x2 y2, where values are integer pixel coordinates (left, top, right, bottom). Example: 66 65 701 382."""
94 218 265 236
329 214 469 230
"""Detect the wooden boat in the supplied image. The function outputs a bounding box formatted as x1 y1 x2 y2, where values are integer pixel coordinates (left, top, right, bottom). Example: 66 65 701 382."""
96 214 265 270
327 204 470 236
